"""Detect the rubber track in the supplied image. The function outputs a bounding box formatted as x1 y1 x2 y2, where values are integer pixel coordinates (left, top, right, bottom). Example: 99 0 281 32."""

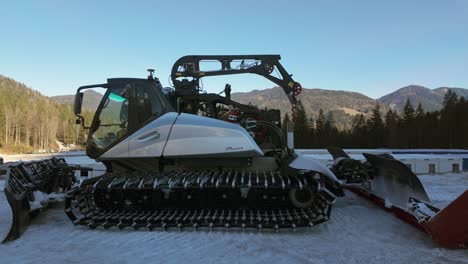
65 170 335 231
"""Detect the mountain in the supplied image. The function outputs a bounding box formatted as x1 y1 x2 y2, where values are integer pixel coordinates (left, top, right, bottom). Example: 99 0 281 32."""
51 90 103 111
433 87 468 99
378 85 468 111
232 87 384 130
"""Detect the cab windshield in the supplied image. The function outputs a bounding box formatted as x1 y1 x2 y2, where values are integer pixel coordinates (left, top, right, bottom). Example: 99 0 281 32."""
86 82 165 154
88 85 131 150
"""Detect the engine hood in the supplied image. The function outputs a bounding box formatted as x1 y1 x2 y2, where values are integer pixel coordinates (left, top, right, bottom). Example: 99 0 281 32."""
162 113 263 158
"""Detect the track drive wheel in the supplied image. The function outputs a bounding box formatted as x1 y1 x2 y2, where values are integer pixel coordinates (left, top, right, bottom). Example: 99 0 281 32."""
289 186 316 208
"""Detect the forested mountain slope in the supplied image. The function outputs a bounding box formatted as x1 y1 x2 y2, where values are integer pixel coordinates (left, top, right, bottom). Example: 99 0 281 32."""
231 87 387 130
232 87 380 116
0 75 89 153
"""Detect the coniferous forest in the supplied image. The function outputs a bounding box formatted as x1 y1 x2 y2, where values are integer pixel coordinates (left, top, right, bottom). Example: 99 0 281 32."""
289 89 468 149
0 75 92 153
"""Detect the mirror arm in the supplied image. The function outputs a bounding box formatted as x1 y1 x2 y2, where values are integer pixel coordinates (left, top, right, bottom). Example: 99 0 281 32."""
76 116 89 129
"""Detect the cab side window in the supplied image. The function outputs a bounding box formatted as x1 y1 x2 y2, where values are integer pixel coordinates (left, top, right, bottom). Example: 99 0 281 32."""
133 84 164 129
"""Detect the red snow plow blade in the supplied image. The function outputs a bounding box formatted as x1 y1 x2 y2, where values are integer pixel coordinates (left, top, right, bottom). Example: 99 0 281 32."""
327 148 468 249
346 186 468 248
356 153 468 249
421 191 468 248
1 158 74 243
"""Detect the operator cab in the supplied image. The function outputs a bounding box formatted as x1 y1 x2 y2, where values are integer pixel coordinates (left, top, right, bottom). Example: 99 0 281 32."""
74 78 173 158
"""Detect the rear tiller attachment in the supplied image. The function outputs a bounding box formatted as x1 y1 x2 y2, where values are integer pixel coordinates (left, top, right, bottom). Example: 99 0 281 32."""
1 158 75 242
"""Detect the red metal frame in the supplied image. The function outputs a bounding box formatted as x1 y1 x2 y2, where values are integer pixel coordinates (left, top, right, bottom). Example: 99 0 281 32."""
345 186 468 249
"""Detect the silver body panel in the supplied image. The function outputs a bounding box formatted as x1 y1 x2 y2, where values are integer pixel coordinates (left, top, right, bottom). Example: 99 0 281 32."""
289 154 340 182
163 114 263 158
98 136 131 159
127 112 178 158
99 113 177 159
100 112 263 159
98 112 335 182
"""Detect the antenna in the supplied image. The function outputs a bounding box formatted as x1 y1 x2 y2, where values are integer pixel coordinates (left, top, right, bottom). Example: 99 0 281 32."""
147 69 155 80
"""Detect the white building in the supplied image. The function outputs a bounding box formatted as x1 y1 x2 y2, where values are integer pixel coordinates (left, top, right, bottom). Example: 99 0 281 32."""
392 154 463 174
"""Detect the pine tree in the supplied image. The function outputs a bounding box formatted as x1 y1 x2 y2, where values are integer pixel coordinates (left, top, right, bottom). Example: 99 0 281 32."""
384 109 399 148
403 99 415 123
414 103 425 147
368 103 384 147
442 89 458 110
307 116 315 147
351 113 366 148
315 109 326 147
324 112 334 132
293 101 310 148
441 90 459 148
324 112 338 147
416 103 424 117
401 99 415 148
315 109 325 133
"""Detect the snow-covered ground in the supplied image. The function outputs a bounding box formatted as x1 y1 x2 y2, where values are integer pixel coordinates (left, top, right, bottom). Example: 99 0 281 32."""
0 153 467 264
0 151 86 163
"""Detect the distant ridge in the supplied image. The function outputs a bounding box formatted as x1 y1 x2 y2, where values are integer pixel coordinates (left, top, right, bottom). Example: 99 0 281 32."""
231 87 384 130
378 85 468 111
51 90 103 111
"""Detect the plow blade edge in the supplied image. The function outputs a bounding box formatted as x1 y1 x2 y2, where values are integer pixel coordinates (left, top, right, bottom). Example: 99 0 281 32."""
422 190 468 249
362 153 431 208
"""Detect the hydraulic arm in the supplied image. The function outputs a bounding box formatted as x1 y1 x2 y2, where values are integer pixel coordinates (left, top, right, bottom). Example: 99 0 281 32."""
170 55 303 120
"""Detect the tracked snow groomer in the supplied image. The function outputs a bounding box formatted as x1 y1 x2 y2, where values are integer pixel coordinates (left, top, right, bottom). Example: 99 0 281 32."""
65 55 341 231
327 147 468 249
2 55 466 249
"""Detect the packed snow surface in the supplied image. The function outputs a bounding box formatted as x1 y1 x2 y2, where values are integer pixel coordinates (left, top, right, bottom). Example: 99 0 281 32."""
0 153 467 264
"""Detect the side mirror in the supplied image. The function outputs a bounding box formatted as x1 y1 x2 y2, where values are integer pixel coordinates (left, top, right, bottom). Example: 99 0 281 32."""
74 92 84 115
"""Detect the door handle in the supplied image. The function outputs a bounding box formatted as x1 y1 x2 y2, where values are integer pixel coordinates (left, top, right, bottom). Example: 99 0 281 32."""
136 130 160 142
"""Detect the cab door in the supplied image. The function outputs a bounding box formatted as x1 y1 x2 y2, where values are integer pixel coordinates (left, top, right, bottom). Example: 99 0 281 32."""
126 82 177 158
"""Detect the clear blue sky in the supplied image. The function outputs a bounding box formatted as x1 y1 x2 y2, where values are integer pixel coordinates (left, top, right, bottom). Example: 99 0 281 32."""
1 0 467 98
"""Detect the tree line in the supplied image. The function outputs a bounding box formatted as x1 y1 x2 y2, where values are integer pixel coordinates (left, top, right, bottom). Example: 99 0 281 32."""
1 73 466 153
0 75 92 153
288 89 468 149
